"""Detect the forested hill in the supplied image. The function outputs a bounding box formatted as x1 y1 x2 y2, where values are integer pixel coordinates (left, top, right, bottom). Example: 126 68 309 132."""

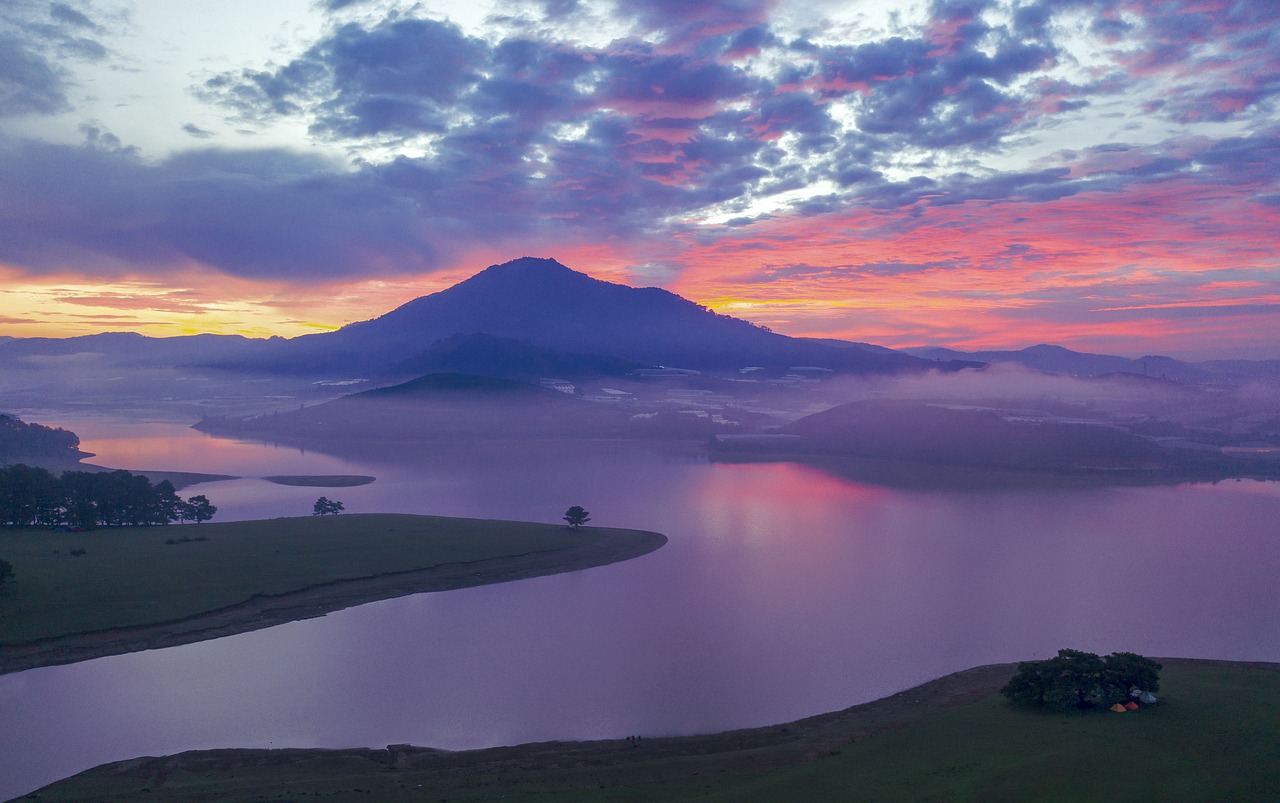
0 416 88 465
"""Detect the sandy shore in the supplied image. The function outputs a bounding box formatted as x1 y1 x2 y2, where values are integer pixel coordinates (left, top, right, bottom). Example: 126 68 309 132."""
0 528 665 675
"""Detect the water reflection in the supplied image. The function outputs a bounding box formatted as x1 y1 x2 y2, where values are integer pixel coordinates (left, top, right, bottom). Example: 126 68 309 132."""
2 424 1279 799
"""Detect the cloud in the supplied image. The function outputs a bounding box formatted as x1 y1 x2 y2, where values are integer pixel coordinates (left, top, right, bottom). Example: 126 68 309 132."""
0 0 112 118
1 0 1277 357
0 32 69 116
0 138 449 279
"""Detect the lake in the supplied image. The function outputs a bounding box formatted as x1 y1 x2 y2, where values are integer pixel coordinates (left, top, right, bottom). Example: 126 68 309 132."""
3 415 1279 799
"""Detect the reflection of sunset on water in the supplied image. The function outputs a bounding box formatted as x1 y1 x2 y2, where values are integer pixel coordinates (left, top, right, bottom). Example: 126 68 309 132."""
688 461 891 548
43 418 356 477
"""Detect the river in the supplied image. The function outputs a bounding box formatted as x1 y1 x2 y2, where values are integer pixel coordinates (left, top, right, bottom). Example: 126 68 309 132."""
3 415 1279 799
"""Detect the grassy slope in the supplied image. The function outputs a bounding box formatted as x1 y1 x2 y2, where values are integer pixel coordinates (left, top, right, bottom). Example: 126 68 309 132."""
587 663 1280 803
27 662 1280 802
0 514 596 644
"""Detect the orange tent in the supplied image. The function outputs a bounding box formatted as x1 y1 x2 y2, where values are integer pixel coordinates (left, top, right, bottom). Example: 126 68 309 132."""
1110 703 1128 712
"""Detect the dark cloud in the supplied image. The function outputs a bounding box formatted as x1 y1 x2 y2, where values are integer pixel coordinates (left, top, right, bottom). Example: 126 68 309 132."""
1 0 1273 291
0 0 111 117
0 139 450 279
612 0 775 50
0 32 69 116
49 3 100 31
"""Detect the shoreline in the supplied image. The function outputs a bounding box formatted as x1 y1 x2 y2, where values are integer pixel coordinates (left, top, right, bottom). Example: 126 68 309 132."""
25 657 1276 801
0 527 666 675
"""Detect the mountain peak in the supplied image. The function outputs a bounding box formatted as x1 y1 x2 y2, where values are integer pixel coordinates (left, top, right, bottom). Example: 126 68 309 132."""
465 256 593 286
481 256 574 275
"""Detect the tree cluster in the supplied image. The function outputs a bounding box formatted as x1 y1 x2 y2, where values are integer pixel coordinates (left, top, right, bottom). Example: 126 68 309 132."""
0 464 216 528
1001 649 1162 711
313 497 344 516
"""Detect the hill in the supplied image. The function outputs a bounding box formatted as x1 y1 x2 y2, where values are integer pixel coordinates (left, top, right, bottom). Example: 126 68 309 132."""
396 332 649 379
907 343 1280 384
711 398 1280 487
779 399 1167 471
25 660 1280 802
0 415 91 466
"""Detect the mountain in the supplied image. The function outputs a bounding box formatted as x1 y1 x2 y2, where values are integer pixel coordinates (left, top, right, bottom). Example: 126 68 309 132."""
257 257 947 376
0 332 265 366
904 344 1207 380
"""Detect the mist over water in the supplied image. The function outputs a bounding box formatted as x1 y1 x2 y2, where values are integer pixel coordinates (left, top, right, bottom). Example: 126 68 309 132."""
2 419 1279 799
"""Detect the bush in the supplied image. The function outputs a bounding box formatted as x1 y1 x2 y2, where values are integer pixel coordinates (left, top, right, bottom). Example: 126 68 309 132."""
1001 649 1162 711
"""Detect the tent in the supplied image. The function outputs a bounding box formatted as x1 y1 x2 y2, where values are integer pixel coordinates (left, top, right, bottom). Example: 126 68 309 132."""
1140 691 1158 704
1110 703 1128 712
1124 702 1139 710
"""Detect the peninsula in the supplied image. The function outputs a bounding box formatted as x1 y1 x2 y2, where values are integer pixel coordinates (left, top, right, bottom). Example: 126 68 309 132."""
0 513 666 675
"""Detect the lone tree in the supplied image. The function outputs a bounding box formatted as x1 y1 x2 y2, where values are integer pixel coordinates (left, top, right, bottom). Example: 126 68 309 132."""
563 505 591 529
182 495 217 524
1001 649 1162 711
313 497 345 516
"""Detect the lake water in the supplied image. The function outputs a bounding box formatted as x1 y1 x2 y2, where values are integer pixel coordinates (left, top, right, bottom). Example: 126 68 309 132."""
3 416 1280 798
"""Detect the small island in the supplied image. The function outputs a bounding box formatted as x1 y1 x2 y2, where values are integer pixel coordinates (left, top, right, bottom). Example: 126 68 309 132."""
0 513 666 674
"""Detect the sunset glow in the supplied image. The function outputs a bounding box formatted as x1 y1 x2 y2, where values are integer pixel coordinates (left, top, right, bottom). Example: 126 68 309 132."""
0 0 1276 358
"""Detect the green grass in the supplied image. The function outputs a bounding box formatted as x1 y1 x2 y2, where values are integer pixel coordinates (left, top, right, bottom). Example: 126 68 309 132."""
0 514 593 644
581 664 1280 803
30 662 1280 802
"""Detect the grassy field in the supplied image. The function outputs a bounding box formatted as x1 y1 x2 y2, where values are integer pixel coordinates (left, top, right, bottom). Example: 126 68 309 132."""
600 662 1280 802
28 661 1280 802
0 513 597 644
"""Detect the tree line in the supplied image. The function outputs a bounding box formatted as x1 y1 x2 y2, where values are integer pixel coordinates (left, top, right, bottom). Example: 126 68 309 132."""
0 464 216 528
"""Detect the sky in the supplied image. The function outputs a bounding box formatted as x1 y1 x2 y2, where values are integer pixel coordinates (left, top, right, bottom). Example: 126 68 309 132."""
0 0 1277 360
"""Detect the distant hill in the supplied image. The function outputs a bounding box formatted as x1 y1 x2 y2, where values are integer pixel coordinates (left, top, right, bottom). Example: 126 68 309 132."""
196 372 585 441
397 333 650 379
194 371 746 443
0 415 90 466
777 400 1167 471
711 398 1280 486
905 344 1280 384
0 331 265 366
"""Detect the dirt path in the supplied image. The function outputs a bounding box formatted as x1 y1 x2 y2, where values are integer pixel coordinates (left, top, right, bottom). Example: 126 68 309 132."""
0 528 665 675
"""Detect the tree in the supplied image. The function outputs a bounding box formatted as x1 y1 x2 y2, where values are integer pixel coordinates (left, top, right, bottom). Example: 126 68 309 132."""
182 495 217 524
1001 649 1162 711
0 558 12 593
313 497 344 516
0 464 60 526
150 480 183 525
563 505 591 528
